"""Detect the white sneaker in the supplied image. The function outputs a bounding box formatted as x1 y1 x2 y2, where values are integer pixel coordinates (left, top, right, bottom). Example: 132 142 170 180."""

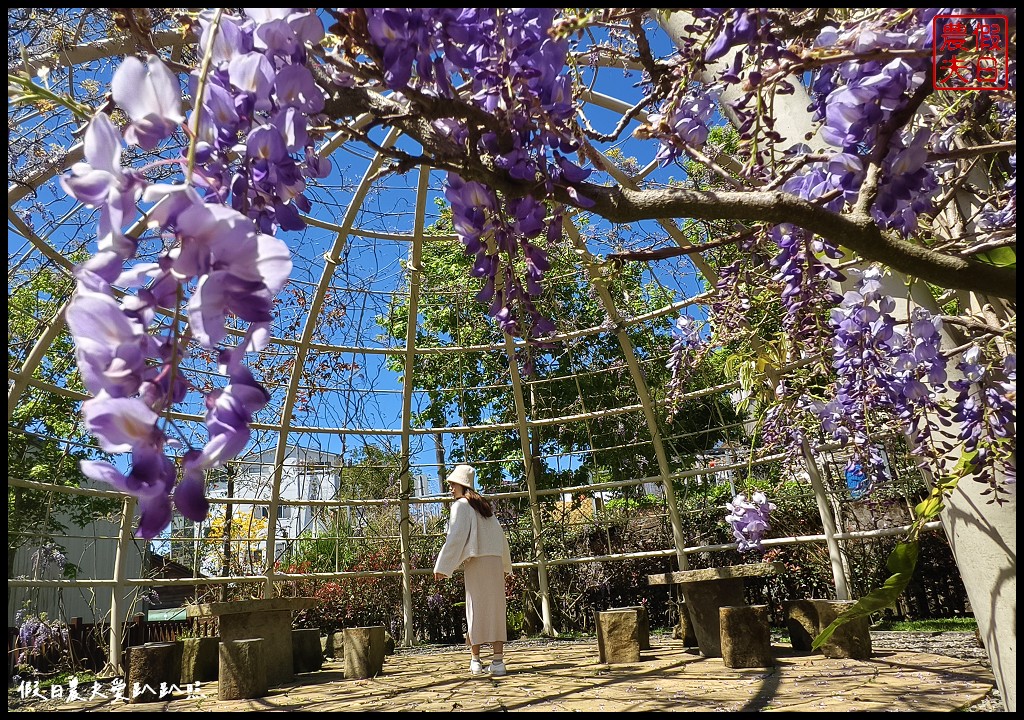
489 659 507 677
469 658 485 675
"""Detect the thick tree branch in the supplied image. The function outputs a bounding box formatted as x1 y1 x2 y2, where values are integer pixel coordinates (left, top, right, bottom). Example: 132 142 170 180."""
855 77 935 216
319 80 1016 301
571 184 1017 300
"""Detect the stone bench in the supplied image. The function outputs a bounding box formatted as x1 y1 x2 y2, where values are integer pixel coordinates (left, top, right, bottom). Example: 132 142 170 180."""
343 626 386 679
595 609 641 664
187 596 319 687
782 599 872 659
126 641 181 703
219 638 267 700
720 605 774 668
648 562 784 658
292 628 324 674
178 636 219 684
607 605 650 650
671 601 699 647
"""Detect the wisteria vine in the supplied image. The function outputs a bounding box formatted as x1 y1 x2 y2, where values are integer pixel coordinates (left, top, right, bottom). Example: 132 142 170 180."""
351 8 590 340
661 8 1015 505
61 9 328 538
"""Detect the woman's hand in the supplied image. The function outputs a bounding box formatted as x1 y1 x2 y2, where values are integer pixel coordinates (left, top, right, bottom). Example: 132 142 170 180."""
434 572 445 580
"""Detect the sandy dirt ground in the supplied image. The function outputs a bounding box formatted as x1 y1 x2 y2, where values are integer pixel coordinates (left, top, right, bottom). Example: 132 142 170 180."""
10 631 1001 713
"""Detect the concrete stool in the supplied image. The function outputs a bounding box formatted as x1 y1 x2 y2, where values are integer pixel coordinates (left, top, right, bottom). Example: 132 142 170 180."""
672 602 699 646
178 636 219 683
720 605 774 668
292 628 324 673
126 641 181 703
595 609 640 664
343 626 386 679
325 630 345 659
219 639 268 700
814 600 872 659
608 605 650 650
782 599 822 651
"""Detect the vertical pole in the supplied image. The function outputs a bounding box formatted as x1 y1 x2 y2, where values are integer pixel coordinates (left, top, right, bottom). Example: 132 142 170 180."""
503 335 555 635
396 166 429 646
262 461 283 599
801 440 851 599
566 223 690 572
221 469 234 601
266 128 401 599
108 495 136 675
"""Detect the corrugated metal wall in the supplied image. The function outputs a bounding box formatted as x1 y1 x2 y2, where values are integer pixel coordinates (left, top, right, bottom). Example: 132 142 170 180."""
8 514 145 627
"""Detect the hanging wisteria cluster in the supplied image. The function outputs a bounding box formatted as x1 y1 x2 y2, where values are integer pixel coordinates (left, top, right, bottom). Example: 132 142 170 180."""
814 267 1016 496
347 8 590 340
951 347 1017 488
661 8 1015 502
648 86 720 166
725 491 775 553
61 9 327 538
665 315 706 420
767 224 843 351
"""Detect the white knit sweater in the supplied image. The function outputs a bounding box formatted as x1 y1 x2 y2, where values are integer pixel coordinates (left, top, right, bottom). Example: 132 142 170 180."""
433 497 513 577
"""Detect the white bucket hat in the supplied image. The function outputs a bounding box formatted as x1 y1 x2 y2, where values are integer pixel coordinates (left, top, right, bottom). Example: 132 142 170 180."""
446 464 476 491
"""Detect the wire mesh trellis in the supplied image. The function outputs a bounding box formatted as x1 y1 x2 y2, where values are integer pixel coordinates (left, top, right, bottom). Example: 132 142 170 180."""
5 10 972 678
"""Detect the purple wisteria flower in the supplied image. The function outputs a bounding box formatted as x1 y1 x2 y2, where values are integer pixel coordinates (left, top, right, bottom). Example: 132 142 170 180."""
797 14 940 235
65 290 151 398
808 265 989 496
81 449 176 540
344 8 584 339
30 543 67 572
665 315 707 419
950 347 1017 491
725 491 775 553
111 54 184 150
650 88 720 165
61 9 324 539
768 224 843 349
59 115 145 266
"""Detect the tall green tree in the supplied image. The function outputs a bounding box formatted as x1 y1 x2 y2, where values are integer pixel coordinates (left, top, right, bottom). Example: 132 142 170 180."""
378 202 741 497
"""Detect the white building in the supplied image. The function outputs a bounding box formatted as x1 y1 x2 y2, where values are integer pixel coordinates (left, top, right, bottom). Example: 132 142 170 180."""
213 445 343 562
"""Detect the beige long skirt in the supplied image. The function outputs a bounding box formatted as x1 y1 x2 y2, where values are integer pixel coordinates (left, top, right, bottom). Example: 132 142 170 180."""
463 555 507 645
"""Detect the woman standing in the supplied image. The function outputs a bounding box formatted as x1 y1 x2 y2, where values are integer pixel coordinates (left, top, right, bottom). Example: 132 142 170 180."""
433 464 513 676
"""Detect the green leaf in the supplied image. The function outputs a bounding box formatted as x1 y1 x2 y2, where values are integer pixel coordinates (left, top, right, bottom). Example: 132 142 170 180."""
976 246 1016 268
811 541 919 649
954 448 980 474
914 494 944 521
